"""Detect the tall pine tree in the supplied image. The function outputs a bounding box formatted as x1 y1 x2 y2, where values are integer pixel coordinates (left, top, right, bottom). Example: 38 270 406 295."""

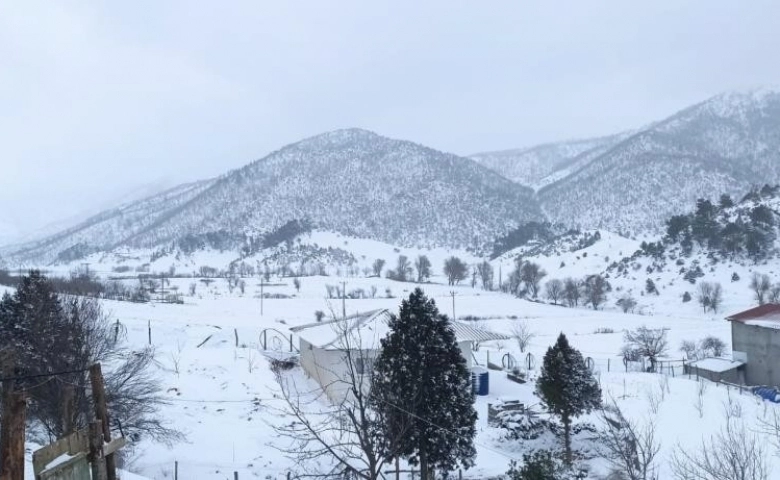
371 288 476 479
536 333 601 465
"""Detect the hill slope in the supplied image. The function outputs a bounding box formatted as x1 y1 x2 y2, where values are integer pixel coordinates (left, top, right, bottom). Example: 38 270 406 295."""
537 89 780 233
5 129 543 264
470 132 630 189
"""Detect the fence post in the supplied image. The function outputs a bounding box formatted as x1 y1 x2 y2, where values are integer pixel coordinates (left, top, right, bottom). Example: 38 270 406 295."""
234 472 239 480
235 328 239 347
607 358 610 372
175 461 178 480
148 320 152 345
290 333 293 352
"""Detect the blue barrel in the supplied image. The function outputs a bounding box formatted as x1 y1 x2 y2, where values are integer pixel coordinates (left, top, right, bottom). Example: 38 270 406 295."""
471 367 489 396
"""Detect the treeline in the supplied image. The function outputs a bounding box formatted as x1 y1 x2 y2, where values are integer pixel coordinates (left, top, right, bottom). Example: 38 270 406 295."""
664 185 780 260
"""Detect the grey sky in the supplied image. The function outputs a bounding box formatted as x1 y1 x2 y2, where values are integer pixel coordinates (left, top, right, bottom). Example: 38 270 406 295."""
2 1 779 239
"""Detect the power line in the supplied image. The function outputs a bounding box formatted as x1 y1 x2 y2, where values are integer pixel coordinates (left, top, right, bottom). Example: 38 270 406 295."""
0 367 91 383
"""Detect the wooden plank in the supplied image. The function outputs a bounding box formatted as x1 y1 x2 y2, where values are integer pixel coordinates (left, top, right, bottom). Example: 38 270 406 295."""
38 452 89 480
103 438 126 457
33 428 89 475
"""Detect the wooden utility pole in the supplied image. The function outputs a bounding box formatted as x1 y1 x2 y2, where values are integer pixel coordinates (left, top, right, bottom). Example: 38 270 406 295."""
62 384 76 436
89 364 117 480
1 349 25 480
89 421 107 480
341 281 347 318
450 291 457 322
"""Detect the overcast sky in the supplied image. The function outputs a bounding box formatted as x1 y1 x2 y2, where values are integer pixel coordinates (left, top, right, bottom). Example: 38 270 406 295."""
2 1 780 239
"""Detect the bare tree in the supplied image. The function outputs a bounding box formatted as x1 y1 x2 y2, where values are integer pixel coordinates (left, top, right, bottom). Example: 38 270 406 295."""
770 283 780 303
372 259 385 277
510 321 535 353
617 294 638 313
623 326 668 372
700 336 727 357
599 400 661 480
563 277 582 307
671 414 769 480
584 274 610 310
520 262 547 298
443 256 468 286
388 255 414 282
750 273 772 305
477 261 494 291
544 279 564 305
697 281 723 313
414 255 432 283
271 318 408 479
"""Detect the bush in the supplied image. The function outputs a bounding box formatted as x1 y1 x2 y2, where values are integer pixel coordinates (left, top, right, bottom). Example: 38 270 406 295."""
682 291 692 303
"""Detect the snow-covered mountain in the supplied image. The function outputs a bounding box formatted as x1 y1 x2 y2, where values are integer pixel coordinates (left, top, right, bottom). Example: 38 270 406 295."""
3 129 542 264
537 89 780 233
470 132 631 190
3 180 216 264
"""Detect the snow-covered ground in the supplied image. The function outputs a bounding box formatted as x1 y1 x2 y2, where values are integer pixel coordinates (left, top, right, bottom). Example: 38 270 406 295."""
12 270 763 479
12 226 780 478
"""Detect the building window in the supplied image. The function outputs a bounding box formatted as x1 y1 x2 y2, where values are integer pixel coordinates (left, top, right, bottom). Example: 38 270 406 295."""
355 357 374 375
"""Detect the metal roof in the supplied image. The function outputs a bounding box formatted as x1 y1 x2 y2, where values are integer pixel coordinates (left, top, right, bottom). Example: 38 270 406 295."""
292 308 509 350
726 304 780 323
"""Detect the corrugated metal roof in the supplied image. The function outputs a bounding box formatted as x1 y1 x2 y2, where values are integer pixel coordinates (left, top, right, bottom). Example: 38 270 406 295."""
292 309 509 350
450 321 511 342
726 304 780 323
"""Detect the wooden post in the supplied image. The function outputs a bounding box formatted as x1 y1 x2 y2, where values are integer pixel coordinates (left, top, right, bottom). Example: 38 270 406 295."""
396 458 400 480
289 334 293 353
62 384 76 436
148 320 152 345
0 348 25 480
234 472 239 480
234 328 239 348
1 391 26 480
607 358 610 372
174 461 178 480
90 364 117 480
89 421 107 480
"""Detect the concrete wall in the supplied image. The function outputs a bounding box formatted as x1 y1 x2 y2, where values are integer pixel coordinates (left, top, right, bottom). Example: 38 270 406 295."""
300 338 474 403
299 338 377 403
732 321 780 386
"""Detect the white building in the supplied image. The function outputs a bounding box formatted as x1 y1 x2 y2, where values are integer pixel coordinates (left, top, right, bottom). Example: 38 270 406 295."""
291 309 509 402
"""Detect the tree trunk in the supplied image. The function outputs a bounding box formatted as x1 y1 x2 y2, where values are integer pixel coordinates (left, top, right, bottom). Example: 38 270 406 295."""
563 415 572 466
420 450 429 480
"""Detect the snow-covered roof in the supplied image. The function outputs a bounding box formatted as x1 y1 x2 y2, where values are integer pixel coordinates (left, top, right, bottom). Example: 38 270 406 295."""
688 357 745 373
726 304 780 324
292 309 509 350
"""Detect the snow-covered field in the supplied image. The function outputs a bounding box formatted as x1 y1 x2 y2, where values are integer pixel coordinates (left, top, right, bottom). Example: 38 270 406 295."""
11 226 780 478
8 268 766 479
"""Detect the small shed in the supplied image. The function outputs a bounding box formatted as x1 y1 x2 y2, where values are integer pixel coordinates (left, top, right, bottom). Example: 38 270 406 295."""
684 357 745 384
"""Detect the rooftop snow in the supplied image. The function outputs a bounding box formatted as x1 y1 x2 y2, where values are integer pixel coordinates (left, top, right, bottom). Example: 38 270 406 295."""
688 358 745 373
292 309 509 350
726 304 780 323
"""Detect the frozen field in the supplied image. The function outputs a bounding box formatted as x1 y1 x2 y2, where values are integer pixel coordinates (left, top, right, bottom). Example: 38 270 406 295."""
12 269 765 479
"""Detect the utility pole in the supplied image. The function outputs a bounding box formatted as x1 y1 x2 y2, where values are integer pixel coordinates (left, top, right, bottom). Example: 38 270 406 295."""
450 291 457 322
90 363 117 480
341 281 347 319
1 348 25 480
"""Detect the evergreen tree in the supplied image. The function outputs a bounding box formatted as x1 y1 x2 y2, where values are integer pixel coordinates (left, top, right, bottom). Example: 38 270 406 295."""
371 288 477 479
536 333 601 465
